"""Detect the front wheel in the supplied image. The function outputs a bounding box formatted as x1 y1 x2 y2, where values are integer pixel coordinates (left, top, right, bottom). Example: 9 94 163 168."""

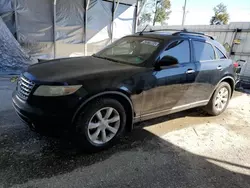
204 82 231 116
74 98 127 151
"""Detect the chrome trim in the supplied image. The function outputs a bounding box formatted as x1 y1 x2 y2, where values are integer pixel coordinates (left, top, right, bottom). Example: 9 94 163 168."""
21 76 33 85
186 69 195 74
20 89 29 95
200 59 216 63
21 81 33 88
217 66 223 70
17 76 35 100
140 100 209 118
20 86 31 92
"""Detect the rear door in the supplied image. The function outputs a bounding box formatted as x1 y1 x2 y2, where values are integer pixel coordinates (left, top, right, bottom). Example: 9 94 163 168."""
190 40 224 102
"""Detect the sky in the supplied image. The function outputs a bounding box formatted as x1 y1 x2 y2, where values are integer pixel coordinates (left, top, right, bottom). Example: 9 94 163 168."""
166 0 250 25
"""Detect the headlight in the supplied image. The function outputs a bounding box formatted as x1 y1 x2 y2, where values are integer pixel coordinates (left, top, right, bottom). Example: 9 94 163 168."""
33 85 82 96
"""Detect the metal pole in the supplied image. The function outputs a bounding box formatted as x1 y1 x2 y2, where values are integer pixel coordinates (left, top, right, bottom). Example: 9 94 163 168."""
53 0 57 59
133 0 139 33
84 1 86 56
111 0 115 43
14 0 19 40
84 0 90 56
182 0 187 26
111 0 120 43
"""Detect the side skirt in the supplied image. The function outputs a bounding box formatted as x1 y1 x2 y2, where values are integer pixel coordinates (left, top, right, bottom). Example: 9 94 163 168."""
134 100 209 122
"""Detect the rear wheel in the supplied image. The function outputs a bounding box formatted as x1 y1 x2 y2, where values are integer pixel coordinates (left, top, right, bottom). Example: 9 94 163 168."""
204 82 231 116
74 98 126 151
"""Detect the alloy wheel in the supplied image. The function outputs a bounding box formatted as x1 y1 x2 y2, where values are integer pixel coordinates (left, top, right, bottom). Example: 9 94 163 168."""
87 107 120 145
214 87 229 111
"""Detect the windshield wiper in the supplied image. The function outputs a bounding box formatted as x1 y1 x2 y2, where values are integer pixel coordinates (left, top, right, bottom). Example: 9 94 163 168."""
93 55 119 63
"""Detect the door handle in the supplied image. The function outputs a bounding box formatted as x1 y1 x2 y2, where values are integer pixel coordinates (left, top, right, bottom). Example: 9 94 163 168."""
186 69 195 74
217 65 223 70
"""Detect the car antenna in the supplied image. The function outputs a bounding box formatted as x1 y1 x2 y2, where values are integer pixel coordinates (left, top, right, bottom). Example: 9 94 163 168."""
139 24 149 36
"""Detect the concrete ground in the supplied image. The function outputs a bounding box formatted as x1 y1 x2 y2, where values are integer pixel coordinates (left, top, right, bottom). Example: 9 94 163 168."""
1 77 250 188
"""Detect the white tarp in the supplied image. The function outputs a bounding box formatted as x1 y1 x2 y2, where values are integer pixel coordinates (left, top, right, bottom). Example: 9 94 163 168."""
0 0 135 73
15 0 54 59
0 17 35 75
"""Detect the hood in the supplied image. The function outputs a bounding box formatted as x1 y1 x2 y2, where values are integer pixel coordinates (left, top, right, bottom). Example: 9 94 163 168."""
27 56 142 82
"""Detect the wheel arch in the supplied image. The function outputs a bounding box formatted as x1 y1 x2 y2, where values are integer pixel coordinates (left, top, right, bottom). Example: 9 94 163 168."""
211 76 235 99
221 77 235 97
72 91 135 131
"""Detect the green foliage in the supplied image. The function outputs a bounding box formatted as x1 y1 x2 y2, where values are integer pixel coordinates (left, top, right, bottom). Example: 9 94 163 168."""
154 7 171 24
139 13 152 25
10 76 18 83
139 0 171 26
153 0 171 25
210 3 229 25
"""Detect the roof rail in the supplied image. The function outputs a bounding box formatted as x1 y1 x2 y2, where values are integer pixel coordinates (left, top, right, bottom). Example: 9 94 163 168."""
173 30 214 40
148 28 183 32
136 28 183 34
136 28 214 40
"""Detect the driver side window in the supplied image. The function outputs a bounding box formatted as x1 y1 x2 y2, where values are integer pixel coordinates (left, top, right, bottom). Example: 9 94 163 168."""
160 40 190 64
106 41 133 55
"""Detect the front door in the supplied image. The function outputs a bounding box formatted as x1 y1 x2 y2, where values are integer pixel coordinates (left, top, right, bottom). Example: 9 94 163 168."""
141 39 196 117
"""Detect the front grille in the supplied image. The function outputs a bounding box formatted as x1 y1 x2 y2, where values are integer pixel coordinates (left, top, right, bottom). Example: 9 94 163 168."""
17 76 35 100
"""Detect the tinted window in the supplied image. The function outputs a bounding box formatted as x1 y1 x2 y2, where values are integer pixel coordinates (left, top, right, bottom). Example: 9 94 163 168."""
215 47 226 59
193 41 215 61
161 40 190 64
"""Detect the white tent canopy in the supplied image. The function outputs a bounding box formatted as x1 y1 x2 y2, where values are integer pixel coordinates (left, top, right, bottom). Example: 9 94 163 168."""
0 0 139 61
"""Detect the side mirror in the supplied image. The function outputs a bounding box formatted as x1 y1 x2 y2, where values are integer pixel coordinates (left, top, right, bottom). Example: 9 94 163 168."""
158 56 178 67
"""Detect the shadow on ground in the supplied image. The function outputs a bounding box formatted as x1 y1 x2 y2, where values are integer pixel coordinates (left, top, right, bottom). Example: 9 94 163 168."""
1 106 250 187
235 87 250 95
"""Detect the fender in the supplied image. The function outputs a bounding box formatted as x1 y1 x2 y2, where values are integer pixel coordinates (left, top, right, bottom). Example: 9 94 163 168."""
71 91 135 128
208 75 236 100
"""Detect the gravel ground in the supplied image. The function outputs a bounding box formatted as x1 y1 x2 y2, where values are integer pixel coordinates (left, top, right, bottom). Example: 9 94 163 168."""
1 77 250 188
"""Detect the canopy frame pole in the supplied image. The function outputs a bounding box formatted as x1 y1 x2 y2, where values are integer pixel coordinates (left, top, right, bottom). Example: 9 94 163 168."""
133 0 140 33
111 0 120 43
84 0 90 56
14 0 20 41
53 0 57 59
134 0 148 32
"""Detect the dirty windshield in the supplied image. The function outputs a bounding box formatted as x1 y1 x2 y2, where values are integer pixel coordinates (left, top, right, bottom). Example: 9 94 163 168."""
94 37 161 65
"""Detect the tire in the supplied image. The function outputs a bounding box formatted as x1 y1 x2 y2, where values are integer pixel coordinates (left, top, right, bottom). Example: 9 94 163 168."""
74 98 127 152
204 82 231 116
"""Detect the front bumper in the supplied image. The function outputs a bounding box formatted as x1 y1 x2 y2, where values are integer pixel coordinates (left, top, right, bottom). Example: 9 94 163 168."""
12 91 77 129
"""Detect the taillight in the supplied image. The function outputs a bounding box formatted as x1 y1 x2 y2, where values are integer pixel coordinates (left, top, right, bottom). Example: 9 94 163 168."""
233 62 239 68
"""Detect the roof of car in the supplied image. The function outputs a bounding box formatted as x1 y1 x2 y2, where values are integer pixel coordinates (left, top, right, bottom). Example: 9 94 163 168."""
129 30 227 56
132 30 213 40
130 31 179 40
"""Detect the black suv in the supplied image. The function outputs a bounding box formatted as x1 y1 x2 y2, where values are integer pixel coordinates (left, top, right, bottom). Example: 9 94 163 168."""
12 30 236 150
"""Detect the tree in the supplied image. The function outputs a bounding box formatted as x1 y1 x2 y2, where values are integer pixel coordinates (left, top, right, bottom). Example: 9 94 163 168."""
138 0 171 26
139 13 152 26
210 3 229 25
153 0 171 26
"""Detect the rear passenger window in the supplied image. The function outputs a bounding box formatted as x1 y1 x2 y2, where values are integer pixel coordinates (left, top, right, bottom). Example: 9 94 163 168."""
161 40 190 64
193 41 215 61
215 47 226 59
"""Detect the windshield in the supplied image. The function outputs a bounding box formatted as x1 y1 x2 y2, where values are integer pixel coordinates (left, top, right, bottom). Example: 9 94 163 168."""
94 37 161 65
